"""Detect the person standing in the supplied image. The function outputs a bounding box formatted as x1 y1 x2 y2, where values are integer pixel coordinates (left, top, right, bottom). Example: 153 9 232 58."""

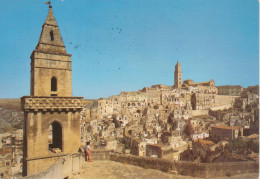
85 142 93 162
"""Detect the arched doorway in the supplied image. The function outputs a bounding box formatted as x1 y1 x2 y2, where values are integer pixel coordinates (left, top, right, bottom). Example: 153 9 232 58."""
48 121 62 152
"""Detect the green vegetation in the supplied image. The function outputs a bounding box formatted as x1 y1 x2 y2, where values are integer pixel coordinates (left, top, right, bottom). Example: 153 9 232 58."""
228 138 247 154
246 139 259 153
227 138 259 154
124 143 130 149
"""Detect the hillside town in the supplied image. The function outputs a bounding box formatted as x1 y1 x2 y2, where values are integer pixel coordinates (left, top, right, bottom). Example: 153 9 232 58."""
80 62 259 163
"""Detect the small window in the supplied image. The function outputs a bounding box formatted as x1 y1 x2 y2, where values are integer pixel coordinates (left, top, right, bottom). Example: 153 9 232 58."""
51 77 57 91
50 31 54 41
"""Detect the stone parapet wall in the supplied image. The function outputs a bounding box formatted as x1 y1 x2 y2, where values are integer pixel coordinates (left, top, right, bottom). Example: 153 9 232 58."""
22 153 85 179
109 154 206 177
204 161 259 177
22 151 259 178
91 150 112 160
22 158 63 179
109 153 259 178
21 96 83 112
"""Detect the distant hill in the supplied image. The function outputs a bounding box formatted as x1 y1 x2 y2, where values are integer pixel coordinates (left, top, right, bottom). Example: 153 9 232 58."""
0 99 23 133
0 98 21 111
83 99 95 103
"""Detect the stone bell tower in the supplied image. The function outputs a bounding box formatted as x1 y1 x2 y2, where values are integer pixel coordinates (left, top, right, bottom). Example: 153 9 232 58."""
21 5 83 176
174 61 182 88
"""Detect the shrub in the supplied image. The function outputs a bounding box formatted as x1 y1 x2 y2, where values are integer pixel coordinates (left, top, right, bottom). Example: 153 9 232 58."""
229 138 247 154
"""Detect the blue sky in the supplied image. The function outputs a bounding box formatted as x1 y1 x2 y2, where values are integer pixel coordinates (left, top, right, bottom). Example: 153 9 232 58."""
0 0 258 99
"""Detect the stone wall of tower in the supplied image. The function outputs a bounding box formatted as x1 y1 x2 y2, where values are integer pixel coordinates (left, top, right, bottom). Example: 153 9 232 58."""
174 62 182 88
30 51 72 97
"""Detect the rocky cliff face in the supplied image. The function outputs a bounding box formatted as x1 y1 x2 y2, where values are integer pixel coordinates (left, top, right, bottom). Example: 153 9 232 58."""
0 99 24 133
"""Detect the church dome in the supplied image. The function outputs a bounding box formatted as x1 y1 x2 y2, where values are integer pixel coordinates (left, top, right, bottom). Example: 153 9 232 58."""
183 79 194 85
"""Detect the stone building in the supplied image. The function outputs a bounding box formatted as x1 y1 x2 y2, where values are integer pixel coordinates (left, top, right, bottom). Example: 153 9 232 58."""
130 139 146 157
250 109 259 135
146 143 182 160
217 85 243 96
146 144 165 158
21 5 83 176
97 98 114 119
191 132 209 140
182 79 218 94
168 136 186 149
174 61 182 88
191 93 215 110
105 138 118 151
0 156 12 178
172 109 191 120
0 130 23 178
214 95 237 107
235 89 259 109
247 85 259 95
211 126 243 142
186 118 206 135
183 79 215 88
192 139 214 161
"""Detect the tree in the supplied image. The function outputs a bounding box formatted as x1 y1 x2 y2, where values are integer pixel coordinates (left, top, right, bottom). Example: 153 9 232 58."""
228 138 247 154
247 139 259 153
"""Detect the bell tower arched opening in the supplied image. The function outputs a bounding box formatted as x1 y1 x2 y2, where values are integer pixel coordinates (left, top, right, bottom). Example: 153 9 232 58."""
48 121 62 152
50 31 54 41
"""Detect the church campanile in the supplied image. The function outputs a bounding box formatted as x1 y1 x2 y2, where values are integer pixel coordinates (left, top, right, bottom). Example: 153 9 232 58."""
174 61 182 88
21 5 83 176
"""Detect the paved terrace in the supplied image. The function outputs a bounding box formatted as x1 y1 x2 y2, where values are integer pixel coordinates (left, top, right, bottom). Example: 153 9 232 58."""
78 160 259 179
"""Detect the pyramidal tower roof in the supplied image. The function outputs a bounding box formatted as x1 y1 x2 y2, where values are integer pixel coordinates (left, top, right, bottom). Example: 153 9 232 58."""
35 5 68 55
44 5 58 26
